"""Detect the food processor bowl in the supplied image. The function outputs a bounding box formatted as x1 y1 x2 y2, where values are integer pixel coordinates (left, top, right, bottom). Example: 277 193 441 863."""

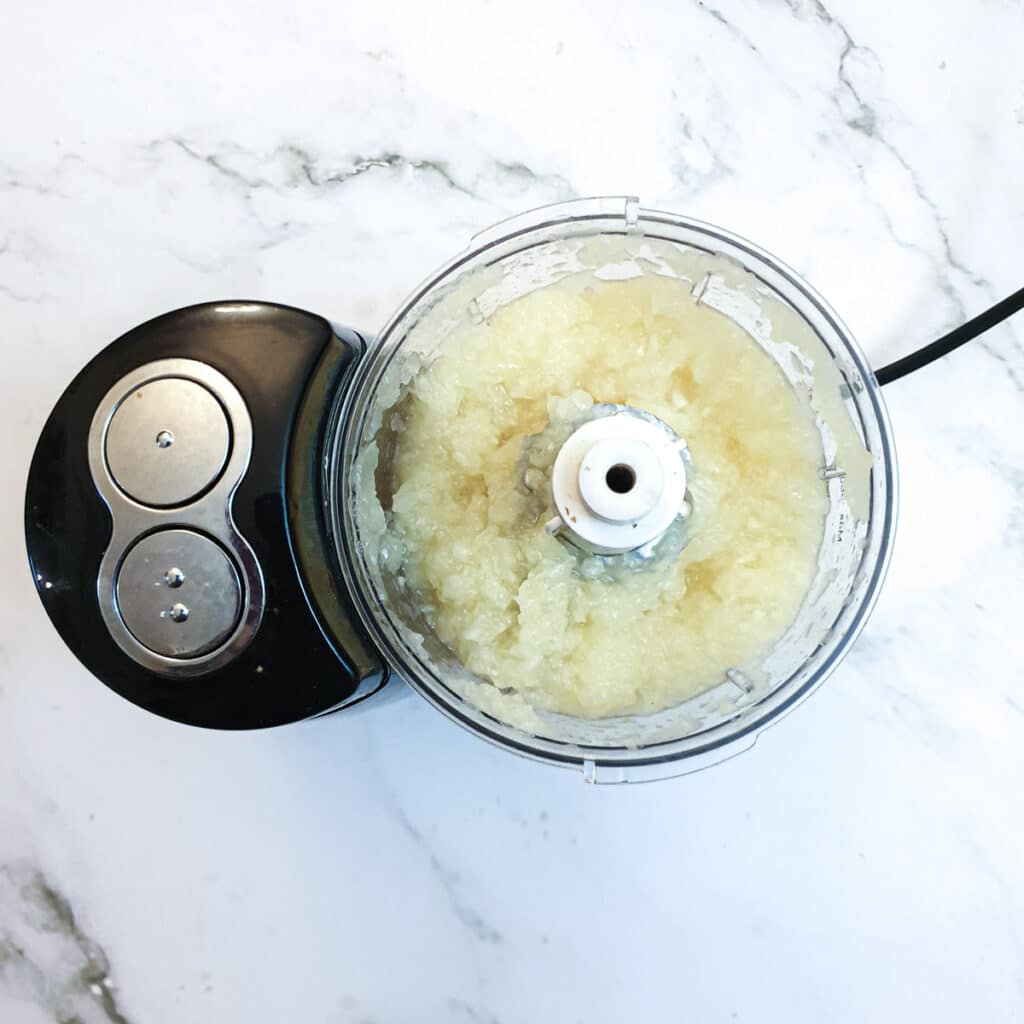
333 196 898 781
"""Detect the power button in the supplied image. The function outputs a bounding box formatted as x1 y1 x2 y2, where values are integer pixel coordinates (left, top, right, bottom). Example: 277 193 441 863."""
115 529 242 658
105 378 230 507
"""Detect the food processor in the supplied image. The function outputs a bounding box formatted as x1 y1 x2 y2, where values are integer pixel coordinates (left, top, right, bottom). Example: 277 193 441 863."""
27 195 1008 782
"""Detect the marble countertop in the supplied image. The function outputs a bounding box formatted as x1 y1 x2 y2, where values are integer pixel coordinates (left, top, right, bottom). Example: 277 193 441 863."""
2 1 1023 1021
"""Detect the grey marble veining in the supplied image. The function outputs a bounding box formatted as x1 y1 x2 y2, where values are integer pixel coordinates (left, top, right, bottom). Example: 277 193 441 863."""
0 865 130 1024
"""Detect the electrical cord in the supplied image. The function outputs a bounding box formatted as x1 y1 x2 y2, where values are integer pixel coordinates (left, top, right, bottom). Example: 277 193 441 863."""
875 285 1024 385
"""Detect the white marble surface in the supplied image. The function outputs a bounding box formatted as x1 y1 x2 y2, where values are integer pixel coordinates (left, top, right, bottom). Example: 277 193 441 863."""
2 1 1024 1021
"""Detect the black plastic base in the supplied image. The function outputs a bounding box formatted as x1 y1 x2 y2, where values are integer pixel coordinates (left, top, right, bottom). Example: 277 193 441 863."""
25 301 387 729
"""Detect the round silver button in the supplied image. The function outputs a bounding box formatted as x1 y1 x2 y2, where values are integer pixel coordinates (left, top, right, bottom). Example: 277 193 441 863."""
105 378 231 507
115 529 242 658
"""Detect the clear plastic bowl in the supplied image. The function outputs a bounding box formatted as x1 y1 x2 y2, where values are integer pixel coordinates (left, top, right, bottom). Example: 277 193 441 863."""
331 197 898 782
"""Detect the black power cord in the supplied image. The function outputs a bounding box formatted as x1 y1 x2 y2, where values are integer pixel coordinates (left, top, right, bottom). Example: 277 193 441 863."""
875 285 1024 386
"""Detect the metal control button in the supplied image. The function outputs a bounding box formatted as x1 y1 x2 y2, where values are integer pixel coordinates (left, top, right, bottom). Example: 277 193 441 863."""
115 529 242 658
105 378 231 507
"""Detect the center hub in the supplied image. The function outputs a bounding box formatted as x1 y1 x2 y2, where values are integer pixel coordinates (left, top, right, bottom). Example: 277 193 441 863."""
546 407 689 554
